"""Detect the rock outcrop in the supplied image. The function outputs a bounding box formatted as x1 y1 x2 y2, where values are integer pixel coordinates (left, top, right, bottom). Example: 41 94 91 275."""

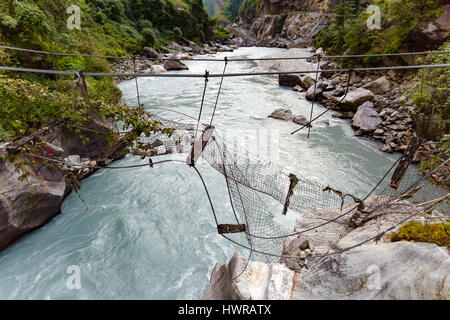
0 160 68 251
206 197 450 300
241 0 338 47
0 115 117 251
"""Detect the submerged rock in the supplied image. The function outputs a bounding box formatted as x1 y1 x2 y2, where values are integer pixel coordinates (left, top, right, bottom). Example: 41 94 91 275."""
278 74 302 87
150 65 167 75
164 55 188 71
268 108 293 121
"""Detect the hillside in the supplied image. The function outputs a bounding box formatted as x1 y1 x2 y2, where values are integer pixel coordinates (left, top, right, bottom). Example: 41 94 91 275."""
0 0 216 72
203 0 225 16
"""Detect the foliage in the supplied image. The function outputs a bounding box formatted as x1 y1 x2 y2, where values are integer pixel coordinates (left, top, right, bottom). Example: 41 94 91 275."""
314 0 444 65
215 0 243 23
0 76 83 142
411 43 450 141
203 0 225 17
418 134 450 188
0 0 217 69
238 0 258 20
390 221 450 248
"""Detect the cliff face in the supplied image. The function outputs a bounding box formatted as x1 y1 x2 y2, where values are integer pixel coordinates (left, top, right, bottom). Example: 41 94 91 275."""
240 0 339 47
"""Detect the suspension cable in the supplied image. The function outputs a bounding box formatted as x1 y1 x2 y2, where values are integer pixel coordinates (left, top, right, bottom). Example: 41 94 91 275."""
1 44 449 61
307 55 321 138
2 63 450 78
209 57 228 126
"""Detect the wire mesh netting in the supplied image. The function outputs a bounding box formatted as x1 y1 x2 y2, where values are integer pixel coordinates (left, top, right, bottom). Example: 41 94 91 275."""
136 115 449 275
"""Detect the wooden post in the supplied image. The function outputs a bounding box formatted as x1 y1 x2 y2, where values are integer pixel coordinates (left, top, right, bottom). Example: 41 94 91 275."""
390 137 421 190
187 125 214 166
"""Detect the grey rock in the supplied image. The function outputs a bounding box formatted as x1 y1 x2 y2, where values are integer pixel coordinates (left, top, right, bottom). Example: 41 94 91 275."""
379 144 392 153
333 88 374 112
0 160 68 250
316 81 328 90
352 102 382 133
292 115 309 126
333 87 345 97
293 85 304 92
150 64 167 75
300 75 316 89
268 109 293 121
305 86 323 100
164 55 188 71
142 47 159 59
298 239 310 250
279 74 302 87
167 41 183 51
363 76 391 95
374 128 384 135
187 41 201 53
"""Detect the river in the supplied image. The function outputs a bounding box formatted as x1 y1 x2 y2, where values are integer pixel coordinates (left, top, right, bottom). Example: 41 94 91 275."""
0 47 433 299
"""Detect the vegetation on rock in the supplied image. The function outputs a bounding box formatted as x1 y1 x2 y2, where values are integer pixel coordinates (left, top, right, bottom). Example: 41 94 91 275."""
390 220 450 248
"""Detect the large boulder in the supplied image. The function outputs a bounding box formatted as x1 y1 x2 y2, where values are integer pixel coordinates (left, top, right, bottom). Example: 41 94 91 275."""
300 75 316 89
305 86 323 101
142 47 159 59
205 252 296 300
268 108 293 121
332 88 374 112
207 242 449 300
164 55 188 71
278 74 302 87
187 41 201 53
292 115 309 126
206 195 450 300
352 101 382 133
0 160 68 251
293 241 450 300
167 41 183 51
57 115 116 159
363 76 391 95
150 64 167 75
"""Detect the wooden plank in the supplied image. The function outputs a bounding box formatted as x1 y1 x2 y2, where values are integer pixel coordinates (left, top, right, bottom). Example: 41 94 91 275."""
6 119 65 154
390 137 421 190
217 224 246 234
186 125 214 166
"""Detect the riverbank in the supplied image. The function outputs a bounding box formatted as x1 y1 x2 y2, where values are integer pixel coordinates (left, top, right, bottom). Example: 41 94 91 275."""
258 47 449 187
113 40 240 81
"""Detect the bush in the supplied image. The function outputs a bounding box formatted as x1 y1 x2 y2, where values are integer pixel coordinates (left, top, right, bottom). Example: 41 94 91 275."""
141 27 158 46
411 43 450 141
314 0 444 65
390 221 450 248
0 76 82 141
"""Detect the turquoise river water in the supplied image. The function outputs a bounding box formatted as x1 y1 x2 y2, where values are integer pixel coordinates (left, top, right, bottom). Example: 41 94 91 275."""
1 47 439 299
